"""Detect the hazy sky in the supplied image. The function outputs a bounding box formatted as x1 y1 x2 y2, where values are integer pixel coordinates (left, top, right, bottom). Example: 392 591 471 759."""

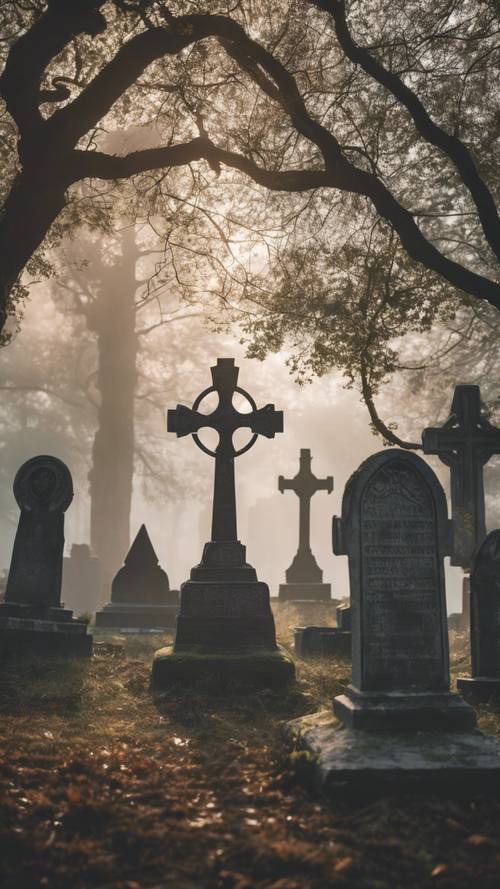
0 286 471 615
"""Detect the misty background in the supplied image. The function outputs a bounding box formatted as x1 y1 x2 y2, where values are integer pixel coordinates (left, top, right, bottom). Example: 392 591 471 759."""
1 241 490 616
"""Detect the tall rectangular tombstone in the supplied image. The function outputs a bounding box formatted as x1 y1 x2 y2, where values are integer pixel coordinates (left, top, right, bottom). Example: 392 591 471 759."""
333 449 474 731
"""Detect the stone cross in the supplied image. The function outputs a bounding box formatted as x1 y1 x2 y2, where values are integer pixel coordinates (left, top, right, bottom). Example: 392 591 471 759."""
168 358 283 543
333 449 474 730
422 385 500 568
5 455 73 610
279 448 333 584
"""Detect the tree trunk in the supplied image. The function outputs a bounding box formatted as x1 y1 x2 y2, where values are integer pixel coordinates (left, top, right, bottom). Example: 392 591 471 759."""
0 168 67 330
88 230 139 596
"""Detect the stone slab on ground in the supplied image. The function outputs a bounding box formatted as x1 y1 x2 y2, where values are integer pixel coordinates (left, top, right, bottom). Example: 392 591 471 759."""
95 601 179 629
151 644 295 690
0 616 92 659
286 709 500 796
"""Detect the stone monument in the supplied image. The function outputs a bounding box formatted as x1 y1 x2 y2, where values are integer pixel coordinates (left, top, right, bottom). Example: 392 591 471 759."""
62 543 101 616
151 358 294 688
278 448 333 602
288 451 500 793
423 385 500 634
95 524 179 629
0 456 92 659
458 530 500 701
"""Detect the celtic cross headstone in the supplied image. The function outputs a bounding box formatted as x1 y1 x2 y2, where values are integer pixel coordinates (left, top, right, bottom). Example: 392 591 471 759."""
151 358 294 687
422 385 500 569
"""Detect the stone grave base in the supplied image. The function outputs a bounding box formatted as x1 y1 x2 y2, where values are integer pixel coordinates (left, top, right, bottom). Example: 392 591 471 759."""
151 644 295 690
0 614 92 659
334 686 476 732
294 626 351 660
278 583 332 602
95 601 179 630
457 676 500 703
286 709 500 796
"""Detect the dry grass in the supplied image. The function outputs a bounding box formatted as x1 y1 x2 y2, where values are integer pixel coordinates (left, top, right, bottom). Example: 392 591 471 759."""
1 629 500 889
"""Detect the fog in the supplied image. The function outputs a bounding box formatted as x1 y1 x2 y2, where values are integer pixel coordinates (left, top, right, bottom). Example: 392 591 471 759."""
0 274 469 616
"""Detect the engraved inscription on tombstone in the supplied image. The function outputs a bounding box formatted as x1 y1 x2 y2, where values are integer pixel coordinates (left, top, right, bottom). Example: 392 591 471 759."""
333 449 474 730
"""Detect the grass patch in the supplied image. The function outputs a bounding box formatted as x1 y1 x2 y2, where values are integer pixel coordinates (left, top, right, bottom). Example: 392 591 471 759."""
0 630 500 888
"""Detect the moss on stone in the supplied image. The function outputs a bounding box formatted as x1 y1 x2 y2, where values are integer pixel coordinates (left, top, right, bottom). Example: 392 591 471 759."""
151 645 295 690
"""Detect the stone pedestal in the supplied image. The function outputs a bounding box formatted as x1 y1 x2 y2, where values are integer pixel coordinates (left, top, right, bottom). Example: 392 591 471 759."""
151 541 294 689
95 600 179 630
287 710 500 796
0 602 92 659
334 686 475 732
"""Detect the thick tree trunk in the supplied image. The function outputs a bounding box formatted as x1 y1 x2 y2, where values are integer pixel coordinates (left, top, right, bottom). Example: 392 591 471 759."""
0 168 67 330
88 231 139 596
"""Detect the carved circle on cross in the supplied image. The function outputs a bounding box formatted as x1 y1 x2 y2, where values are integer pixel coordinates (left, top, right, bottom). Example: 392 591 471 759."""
191 384 259 458
13 455 74 512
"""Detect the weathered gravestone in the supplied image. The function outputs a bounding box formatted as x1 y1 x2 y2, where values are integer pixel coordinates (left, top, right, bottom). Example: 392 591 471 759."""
62 543 101 616
287 451 500 793
278 449 333 602
423 385 500 568
458 530 500 701
0 456 92 659
151 358 294 688
423 385 500 637
95 524 179 629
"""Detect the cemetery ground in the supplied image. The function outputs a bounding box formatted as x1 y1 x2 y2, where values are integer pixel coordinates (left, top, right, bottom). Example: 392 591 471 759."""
1 628 500 889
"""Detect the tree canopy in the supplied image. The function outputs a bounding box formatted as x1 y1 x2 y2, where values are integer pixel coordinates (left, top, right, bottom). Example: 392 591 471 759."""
1 0 499 426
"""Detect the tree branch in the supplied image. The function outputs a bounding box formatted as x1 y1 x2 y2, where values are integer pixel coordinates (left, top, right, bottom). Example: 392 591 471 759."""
360 363 421 450
317 0 500 264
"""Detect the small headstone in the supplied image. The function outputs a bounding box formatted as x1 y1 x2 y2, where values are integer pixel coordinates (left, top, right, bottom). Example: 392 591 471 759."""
458 530 500 701
151 358 294 688
294 625 351 660
62 544 101 616
278 449 333 602
95 525 179 629
0 456 92 659
287 451 500 794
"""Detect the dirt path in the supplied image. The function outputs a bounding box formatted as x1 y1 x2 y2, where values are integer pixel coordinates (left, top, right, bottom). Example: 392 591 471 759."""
1 637 500 889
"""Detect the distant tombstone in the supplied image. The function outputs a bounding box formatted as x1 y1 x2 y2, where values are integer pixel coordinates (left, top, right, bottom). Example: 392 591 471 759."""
294 625 351 660
0 456 92 659
278 449 333 601
62 544 101 616
332 449 474 730
422 385 500 569
458 530 500 700
95 524 179 629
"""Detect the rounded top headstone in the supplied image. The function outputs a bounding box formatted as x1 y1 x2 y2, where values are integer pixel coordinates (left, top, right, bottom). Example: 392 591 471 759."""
13 455 73 513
